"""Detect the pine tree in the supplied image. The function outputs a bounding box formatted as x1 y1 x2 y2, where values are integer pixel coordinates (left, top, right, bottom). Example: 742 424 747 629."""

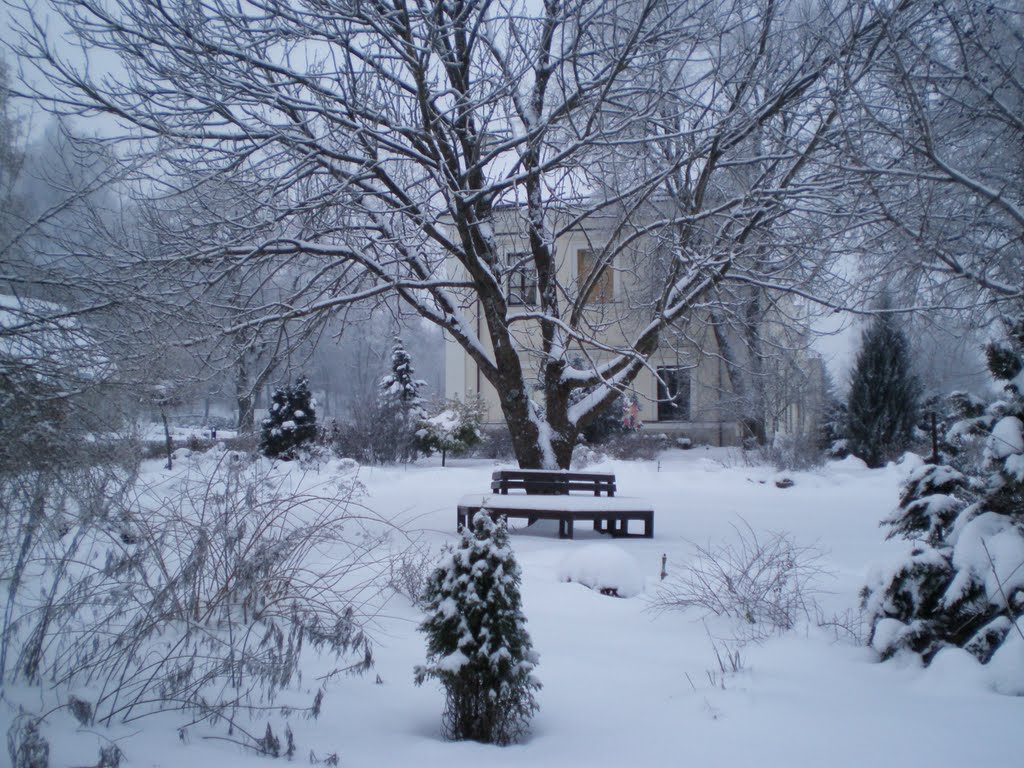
846 314 921 468
376 337 426 462
415 514 540 745
260 376 318 459
380 337 426 415
863 315 1024 670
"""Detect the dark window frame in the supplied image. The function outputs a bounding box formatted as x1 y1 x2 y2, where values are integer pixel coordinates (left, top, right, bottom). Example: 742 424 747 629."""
656 365 691 421
506 251 537 306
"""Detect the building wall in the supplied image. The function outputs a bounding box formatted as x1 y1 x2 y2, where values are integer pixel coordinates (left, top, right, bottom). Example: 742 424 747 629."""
440 210 748 446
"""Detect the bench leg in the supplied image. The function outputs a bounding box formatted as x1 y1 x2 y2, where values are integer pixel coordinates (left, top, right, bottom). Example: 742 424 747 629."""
644 513 653 538
558 517 574 539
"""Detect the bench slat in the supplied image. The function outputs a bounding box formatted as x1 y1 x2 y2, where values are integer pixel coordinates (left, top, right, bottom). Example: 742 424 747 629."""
491 469 616 497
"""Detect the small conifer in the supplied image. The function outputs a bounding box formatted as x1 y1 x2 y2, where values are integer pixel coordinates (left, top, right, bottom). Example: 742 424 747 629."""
846 313 921 468
260 376 318 459
415 514 540 745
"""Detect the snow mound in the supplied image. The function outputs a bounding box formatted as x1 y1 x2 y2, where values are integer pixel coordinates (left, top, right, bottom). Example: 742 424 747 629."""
829 455 868 471
557 543 645 598
987 621 1024 695
989 416 1024 459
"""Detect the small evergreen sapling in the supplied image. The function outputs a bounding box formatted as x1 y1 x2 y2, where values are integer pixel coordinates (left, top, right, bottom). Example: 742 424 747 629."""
376 337 427 462
415 514 540 745
379 337 426 414
260 377 318 459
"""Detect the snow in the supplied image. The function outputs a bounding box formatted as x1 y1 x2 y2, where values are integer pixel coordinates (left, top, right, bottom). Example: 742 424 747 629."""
1006 453 1024 482
988 623 1024 696
990 416 1024 459
426 410 461 431
4 448 1021 767
557 543 645 598
949 512 1024 609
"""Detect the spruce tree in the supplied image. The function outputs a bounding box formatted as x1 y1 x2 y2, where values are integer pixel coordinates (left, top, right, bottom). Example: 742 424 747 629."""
260 376 318 459
377 337 426 462
846 313 921 468
415 514 540 745
863 316 1024 670
380 337 426 414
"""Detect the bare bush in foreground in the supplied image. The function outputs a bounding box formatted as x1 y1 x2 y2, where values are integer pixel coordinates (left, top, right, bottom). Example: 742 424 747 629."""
3 449 383 751
652 520 829 639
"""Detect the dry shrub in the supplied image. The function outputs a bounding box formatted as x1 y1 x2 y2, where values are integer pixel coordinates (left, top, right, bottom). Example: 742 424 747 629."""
3 449 383 751
652 519 829 639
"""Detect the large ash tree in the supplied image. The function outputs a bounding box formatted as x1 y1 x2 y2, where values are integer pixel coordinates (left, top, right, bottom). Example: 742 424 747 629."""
14 0 914 468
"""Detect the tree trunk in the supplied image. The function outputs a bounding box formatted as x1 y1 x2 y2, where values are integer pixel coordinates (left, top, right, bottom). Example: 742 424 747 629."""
236 393 255 433
235 348 256 433
160 407 173 470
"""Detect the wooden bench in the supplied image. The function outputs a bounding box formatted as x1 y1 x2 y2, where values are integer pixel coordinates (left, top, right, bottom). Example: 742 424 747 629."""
457 470 653 539
491 469 616 497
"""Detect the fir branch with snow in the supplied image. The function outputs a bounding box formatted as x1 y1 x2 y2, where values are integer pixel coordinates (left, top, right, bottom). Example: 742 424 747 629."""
863 314 1024 669
415 514 540 745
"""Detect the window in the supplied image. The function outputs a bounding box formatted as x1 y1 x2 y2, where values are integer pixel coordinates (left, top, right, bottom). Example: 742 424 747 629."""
577 248 613 303
657 366 691 421
506 251 537 306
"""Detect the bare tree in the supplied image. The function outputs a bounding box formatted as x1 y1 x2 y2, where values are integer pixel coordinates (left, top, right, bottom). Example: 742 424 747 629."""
841 0 1023 319
11 0 912 467
132 174 335 432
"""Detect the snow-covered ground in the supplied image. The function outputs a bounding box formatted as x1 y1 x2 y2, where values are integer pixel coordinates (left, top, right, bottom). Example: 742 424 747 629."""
5 447 1021 767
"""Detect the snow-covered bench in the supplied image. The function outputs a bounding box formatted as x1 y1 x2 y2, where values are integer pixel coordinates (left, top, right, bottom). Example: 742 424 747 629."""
457 470 653 539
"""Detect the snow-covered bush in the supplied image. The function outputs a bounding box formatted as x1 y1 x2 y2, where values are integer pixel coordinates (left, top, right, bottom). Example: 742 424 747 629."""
818 395 849 459
7 717 48 768
558 543 645 598
2 450 376 751
863 317 1024 668
846 313 921 468
652 520 828 639
761 432 825 471
0 448 138 686
416 397 483 466
260 376 318 459
415 515 540 745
